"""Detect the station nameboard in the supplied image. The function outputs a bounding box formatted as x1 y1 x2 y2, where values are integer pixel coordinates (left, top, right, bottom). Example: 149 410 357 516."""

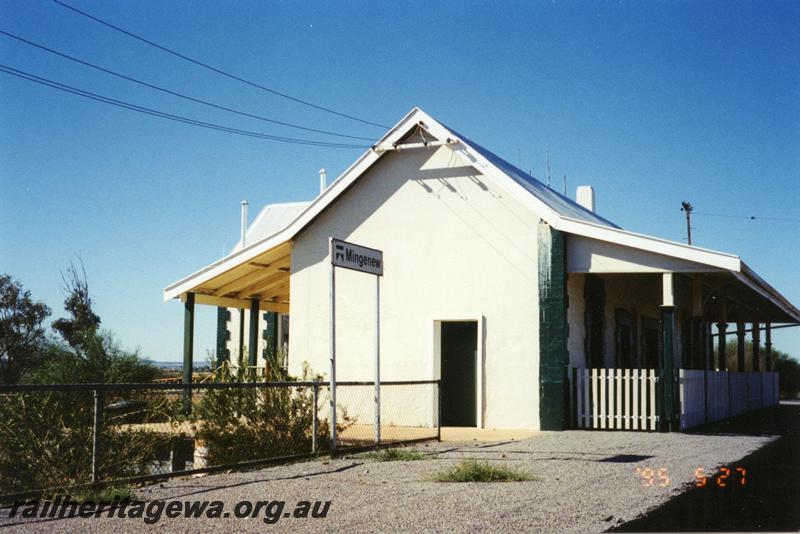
331 238 383 276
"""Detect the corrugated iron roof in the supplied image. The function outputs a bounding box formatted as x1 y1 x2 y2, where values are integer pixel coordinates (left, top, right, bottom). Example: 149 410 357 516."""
232 201 310 252
449 126 621 229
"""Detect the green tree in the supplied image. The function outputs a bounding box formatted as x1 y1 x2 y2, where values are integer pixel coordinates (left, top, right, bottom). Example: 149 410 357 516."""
773 350 800 399
51 261 101 351
721 339 800 398
24 262 158 384
0 274 51 384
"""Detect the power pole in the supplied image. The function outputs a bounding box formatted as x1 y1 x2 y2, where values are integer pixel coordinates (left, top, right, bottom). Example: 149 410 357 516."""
681 201 693 245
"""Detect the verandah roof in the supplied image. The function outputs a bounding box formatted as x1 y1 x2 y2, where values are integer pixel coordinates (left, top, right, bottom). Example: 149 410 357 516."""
173 240 291 313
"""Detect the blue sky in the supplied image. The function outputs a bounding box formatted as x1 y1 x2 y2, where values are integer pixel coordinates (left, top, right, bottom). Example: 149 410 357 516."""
1 0 798 362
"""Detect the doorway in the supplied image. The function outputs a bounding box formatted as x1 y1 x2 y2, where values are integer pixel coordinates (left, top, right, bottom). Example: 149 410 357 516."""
440 321 478 427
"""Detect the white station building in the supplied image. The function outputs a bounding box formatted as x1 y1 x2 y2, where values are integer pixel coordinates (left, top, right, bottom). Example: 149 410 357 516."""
165 108 799 431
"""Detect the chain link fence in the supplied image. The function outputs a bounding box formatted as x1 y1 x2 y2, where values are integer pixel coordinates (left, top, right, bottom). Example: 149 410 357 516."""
0 380 439 501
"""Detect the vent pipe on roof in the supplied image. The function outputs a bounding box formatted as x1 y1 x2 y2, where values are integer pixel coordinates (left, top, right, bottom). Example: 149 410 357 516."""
240 200 248 247
319 168 327 195
576 186 595 212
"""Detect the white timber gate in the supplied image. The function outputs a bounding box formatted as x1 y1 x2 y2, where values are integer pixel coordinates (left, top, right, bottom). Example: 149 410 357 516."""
570 368 659 431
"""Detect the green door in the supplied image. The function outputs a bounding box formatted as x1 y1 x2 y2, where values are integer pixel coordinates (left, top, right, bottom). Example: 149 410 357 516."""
440 321 477 426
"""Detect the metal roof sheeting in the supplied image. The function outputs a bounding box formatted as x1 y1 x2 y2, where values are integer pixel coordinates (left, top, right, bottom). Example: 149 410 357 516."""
449 127 621 229
232 201 310 252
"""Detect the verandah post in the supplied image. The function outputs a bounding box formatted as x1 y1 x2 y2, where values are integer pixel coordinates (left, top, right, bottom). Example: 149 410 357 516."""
752 323 761 372
248 298 259 373
183 292 195 414
717 322 727 371
660 273 676 432
736 321 746 371
765 322 772 371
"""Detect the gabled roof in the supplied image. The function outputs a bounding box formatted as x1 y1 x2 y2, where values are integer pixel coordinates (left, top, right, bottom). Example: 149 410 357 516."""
163 108 799 322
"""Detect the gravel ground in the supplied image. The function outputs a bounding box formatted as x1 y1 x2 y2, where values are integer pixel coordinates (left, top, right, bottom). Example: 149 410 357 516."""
0 430 775 533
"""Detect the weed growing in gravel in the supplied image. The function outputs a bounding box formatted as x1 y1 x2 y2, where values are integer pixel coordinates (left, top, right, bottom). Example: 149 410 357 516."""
364 448 427 461
433 460 533 482
73 484 136 502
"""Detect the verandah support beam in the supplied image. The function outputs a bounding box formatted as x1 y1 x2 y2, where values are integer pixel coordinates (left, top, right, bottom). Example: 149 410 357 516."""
248 298 259 369
182 292 195 414
237 271 288 297
737 321 746 371
211 254 291 296
181 293 288 313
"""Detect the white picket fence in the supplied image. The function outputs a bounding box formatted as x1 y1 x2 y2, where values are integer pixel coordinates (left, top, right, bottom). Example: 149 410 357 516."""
678 370 779 430
570 368 780 432
570 368 659 431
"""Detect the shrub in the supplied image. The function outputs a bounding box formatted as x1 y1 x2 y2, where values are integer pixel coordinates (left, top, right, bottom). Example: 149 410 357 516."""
191 362 353 466
0 389 178 496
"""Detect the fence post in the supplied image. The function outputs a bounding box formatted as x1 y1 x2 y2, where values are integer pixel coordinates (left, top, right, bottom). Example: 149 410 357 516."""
312 383 319 454
91 387 104 484
436 380 442 442
570 367 577 429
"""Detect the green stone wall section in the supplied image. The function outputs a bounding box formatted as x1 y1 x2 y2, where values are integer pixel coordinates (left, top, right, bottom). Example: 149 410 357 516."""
215 307 231 365
262 311 278 360
538 222 569 430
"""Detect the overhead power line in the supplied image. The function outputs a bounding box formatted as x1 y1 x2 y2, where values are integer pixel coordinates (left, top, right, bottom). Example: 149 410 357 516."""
0 63 368 148
51 0 390 129
0 30 374 142
694 211 800 223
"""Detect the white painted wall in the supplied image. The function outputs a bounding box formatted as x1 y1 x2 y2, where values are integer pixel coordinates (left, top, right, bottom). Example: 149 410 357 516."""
567 273 586 368
288 145 541 429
